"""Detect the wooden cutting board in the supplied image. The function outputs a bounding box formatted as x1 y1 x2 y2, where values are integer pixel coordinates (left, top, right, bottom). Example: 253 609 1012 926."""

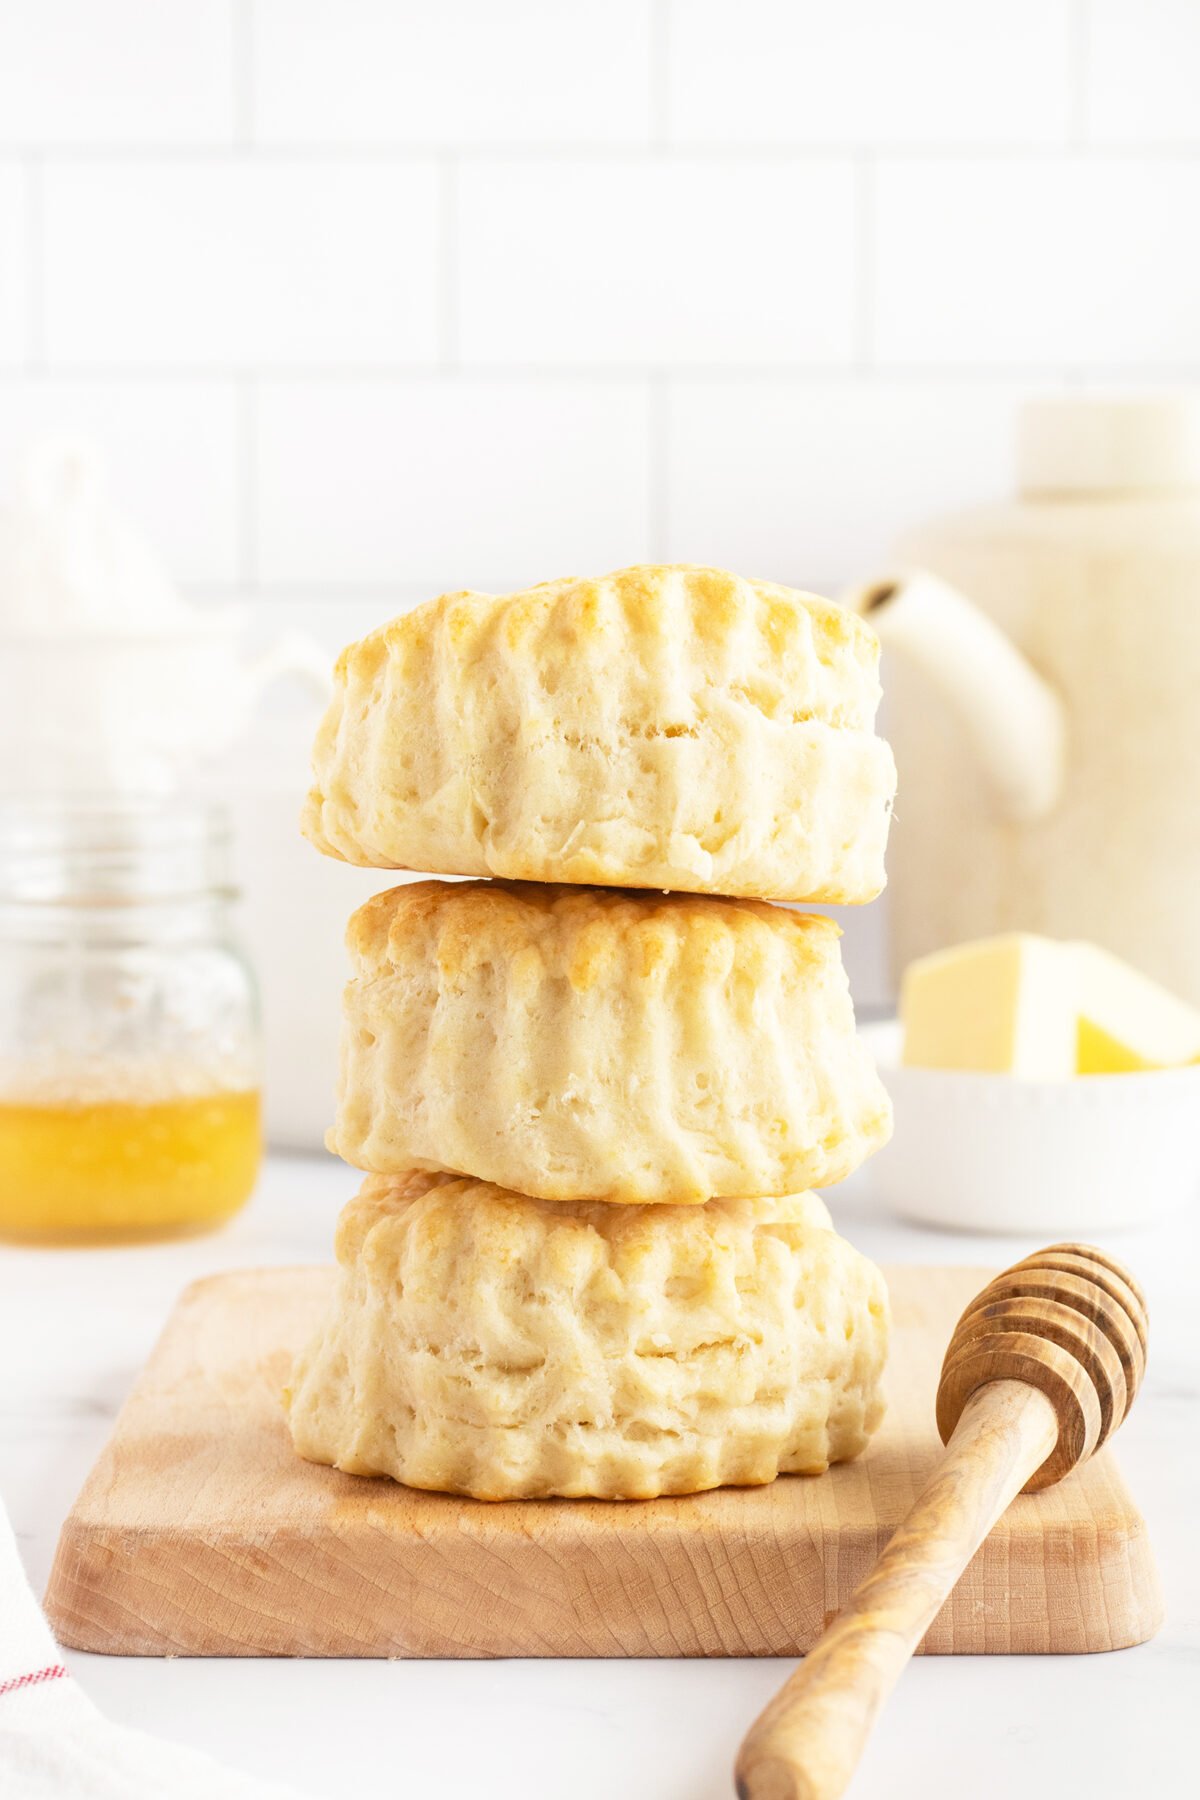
44 1264 1161 1659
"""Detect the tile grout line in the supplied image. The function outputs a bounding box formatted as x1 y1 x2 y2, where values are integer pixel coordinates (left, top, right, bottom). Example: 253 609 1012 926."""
10 142 1200 163
182 581 456 599
22 153 45 370
1068 0 1090 148
438 154 460 372
233 0 255 148
648 374 671 559
854 152 876 370
650 0 671 150
7 362 1200 385
237 376 258 587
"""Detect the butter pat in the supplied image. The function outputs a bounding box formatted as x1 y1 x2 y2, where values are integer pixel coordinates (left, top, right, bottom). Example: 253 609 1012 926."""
1073 943 1200 1072
900 934 1076 1076
901 933 1200 1076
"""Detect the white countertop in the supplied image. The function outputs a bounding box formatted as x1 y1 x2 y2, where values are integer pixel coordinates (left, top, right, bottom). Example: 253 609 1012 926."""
2 1154 1196 1800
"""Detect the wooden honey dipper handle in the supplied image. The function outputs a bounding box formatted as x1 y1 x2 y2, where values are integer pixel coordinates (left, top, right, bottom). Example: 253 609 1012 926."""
735 1244 1148 1800
734 1378 1057 1800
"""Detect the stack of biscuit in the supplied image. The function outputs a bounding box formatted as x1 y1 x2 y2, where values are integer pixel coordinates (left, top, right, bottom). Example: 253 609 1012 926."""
286 565 896 1501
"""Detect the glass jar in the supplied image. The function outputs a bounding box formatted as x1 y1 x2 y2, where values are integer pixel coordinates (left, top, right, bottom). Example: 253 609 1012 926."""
0 799 262 1243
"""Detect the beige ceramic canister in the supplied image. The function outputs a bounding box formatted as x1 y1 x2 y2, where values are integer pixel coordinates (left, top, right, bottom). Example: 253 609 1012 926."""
846 395 1200 1006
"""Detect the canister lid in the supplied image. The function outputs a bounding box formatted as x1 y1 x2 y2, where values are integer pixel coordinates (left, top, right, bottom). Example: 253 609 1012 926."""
1018 395 1200 494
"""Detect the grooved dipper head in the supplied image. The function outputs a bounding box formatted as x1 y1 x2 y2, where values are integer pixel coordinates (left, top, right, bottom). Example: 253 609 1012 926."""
935 1242 1148 1492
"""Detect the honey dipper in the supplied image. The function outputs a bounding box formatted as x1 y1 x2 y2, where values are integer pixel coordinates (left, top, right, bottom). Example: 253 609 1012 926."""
735 1242 1149 1800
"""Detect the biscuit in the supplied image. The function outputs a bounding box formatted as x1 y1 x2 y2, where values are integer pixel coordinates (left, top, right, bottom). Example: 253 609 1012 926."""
303 564 895 902
285 1172 889 1501
330 880 892 1204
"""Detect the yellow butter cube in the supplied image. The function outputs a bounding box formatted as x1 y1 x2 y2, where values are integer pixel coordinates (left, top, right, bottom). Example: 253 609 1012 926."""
1072 943 1200 1073
900 934 1076 1077
900 933 1200 1077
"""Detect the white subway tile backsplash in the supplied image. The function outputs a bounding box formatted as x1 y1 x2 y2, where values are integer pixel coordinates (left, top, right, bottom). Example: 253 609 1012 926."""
7 3 1200 1030
459 157 857 366
1086 0 1200 143
874 156 1200 367
1 0 1198 719
665 378 1029 592
255 377 652 588
43 160 440 367
253 0 651 145
236 592 438 652
0 165 28 365
0 1 234 146
668 0 1072 145
0 379 239 584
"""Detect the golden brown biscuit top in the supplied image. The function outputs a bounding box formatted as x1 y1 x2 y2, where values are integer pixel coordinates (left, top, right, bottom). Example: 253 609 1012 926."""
336 1168 838 1274
332 563 880 728
346 879 842 987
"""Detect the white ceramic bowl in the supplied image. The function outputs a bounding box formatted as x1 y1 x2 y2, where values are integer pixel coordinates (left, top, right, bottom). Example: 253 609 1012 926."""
860 1020 1200 1234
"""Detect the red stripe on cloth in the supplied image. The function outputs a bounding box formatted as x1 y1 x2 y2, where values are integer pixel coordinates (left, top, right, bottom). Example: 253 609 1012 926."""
0 1664 68 1698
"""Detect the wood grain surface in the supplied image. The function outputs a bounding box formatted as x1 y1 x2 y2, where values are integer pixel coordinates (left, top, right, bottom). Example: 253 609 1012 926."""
734 1241 1156 1800
736 1382 1063 1800
43 1264 1161 1660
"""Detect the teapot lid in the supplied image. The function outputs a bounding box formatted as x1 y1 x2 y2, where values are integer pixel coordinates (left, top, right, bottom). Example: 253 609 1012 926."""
1019 395 1200 494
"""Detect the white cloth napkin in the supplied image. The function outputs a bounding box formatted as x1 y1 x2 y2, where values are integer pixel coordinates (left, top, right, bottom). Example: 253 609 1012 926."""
0 1499 311 1799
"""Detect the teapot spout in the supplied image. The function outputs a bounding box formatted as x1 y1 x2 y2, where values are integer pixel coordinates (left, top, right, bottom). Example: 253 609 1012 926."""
845 570 1067 823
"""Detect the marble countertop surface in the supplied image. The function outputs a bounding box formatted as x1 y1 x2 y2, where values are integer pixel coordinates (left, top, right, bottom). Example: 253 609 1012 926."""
2 1153 1195 1800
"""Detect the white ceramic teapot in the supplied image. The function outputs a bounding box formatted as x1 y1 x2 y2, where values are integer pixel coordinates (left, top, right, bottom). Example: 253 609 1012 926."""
0 438 329 794
846 396 1200 1005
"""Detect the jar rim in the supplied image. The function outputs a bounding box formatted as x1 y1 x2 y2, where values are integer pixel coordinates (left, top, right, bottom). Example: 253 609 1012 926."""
0 795 235 905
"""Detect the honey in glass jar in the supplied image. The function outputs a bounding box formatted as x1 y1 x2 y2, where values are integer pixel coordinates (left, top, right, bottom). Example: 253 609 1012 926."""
0 799 262 1242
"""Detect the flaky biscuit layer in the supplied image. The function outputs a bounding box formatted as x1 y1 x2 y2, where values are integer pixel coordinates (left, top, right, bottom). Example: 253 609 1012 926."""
303 564 895 902
330 880 892 1204
284 1172 889 1501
